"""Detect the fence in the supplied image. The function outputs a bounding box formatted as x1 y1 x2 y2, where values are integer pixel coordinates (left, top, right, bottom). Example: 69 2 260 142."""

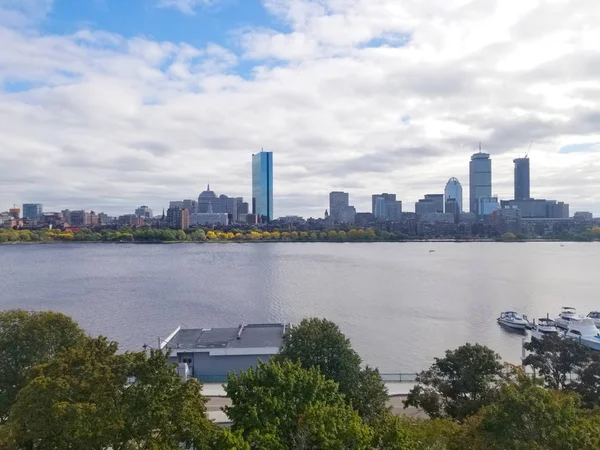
196 372 419 383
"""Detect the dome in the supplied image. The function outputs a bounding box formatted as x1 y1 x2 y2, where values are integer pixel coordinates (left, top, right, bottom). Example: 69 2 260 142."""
198 184 217 199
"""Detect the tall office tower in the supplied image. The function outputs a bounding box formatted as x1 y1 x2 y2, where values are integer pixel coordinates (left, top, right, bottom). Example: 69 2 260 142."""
329 191 349 223
469 149 492 216
22 203 43 219
252 151 273 222
513 157 530 200
372 193 402 221
198 185 217 213
444 177 463 213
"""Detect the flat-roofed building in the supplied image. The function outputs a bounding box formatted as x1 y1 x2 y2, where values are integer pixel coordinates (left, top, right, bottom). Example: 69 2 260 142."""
162 323 289 382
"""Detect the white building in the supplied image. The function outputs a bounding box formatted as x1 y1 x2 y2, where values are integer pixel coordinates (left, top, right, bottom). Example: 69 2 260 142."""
190 212 228 227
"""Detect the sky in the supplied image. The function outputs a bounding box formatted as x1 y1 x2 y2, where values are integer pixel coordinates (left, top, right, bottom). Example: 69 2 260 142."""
1 0 599 218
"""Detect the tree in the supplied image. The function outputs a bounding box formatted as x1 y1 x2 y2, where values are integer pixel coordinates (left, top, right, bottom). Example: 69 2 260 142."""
190 229 206 241
277 318 389 424
0 310 86 423
572 357 600 409
404 343 504 421
8 337 216 450
459 371 600 450
523 333 591 389
224 360 372 449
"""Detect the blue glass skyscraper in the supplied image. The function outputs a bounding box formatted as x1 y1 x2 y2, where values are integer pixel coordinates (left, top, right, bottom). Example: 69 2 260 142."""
252 150 273 222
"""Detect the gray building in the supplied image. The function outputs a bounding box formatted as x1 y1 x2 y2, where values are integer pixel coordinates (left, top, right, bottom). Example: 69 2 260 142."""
513 157 530 200
182 199 198 214
198 185 217 213
500 199 568 219
469 151 492 215
416 194 444 215
69 210 88 227
445 198 460 223
162 323 288 382
329 191 356 224
167 207 189 230
169 201 184 209
22 203 43 220
372 193 402 221
135 205 153 219
190 212 228 227
574 211 593 221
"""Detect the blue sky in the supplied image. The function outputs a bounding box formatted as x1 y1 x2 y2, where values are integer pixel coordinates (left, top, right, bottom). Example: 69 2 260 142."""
1 0 600 216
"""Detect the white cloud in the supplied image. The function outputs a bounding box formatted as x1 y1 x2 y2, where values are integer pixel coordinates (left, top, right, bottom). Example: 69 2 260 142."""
1 0 600 217
155 0 217 15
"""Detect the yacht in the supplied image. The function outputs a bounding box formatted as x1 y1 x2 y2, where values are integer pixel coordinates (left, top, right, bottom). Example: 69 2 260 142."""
565 318 600 351
554 307 583 329
497 311 528 330
586 311 600 329
531 318 559 340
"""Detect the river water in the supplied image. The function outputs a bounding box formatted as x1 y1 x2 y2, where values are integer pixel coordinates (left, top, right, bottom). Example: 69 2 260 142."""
1 242 597 372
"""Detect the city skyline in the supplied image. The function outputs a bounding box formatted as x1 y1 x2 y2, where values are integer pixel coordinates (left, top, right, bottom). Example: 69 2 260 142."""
1 1 600 217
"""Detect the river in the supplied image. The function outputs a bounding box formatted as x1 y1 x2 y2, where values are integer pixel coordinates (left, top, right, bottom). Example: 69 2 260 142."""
1 242 597 372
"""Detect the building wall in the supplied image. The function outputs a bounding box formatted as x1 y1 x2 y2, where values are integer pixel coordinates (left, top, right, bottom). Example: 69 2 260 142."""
169 352 276 381
329 191 350 223
22 203 43 219
444 178 463 212
252 151 274 221
469 153 492 214
513 158 530 200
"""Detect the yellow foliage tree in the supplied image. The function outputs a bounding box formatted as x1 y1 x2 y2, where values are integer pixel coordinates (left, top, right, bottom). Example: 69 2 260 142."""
272 231 281 239
262 232 272 240
206 231 217 240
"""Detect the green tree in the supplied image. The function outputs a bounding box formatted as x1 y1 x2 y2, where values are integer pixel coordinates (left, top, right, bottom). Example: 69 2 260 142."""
523 334 591 389
405 343 504 421
459 372 600 450
190 229 206 241
277 318 389 424
176 229 188 241
8 337 215 450
0 310 85 423
224 360 371 449
572 357 600 409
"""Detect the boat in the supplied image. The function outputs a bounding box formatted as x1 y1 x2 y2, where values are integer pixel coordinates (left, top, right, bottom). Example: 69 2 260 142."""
555 307 584 329
497 311 528 330
564 318 600 351
586 311 600 328
531 318 559 340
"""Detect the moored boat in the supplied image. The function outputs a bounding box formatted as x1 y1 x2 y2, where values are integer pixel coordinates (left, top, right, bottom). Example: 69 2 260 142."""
531 318 559 340
555 307 583 329
586 311 600 329
564 318 600 351
497 311 528 330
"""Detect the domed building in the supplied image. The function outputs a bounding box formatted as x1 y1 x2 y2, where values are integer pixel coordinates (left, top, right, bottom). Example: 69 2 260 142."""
198 184 217 213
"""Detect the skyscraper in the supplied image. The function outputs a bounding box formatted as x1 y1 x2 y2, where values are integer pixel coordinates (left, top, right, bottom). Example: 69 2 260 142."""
513 157 530 200
469 150 492 215
444 178 463 213
371 193 402 221
329 191 356 224
252 151 273 222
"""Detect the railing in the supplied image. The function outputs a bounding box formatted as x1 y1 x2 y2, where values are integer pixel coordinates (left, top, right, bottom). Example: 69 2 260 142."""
195 372 420 383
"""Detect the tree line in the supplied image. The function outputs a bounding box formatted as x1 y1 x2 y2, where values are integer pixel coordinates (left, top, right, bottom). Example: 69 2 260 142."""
2 311 600 449
0 227 412 243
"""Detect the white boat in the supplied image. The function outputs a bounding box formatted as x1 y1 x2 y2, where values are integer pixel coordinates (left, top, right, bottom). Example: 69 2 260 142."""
554 307 584 329
531 318 559 340
586 311 600 329
565 318 600 351
497 311 528 330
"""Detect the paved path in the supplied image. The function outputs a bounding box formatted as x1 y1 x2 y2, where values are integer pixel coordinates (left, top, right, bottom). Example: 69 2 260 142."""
204 382 424 423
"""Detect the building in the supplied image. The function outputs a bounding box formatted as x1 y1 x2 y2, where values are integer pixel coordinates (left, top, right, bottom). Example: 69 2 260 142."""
419 213 455 224
500 198 569 219
218 195 238 223
9 208 20 219
371 193 402 221
135 206 153 219
22 203 43 220
415 194 444 215
70 210 88 227
237 198 249 223
161 323 288 382
444 178 463 213
252 151 274 222
167 208 190 230
469 151 492 215
189 212 228 227
574 211 593 221
546 200 569 219
169 201 185 209
0 212 16 228
87 211 98 227
513 157 530 200
182 200 197 215
198 185 217 213
98 213 110 225
329 191 356 224
445 198 460 223
118 214 138 226
477 196 499 216
491 207 521 234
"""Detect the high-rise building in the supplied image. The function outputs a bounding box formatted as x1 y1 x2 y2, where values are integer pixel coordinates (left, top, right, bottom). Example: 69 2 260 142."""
198 185 217 213
469 150 492 215
445 198 460 223
415 194 444 215
182 200 197 214
444 178 463 213
169 201 184 209
252 151 273 222
135 205 153 219
70 210 88 227
9 207 20 219
329 191 356 224
167 208 190 230
22 203 43 219
513 157 530 200
371 193 403 221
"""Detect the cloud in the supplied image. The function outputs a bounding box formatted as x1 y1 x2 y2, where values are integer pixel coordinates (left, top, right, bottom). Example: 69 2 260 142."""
1 0 600 217
0 0 54 27
155 0 218 15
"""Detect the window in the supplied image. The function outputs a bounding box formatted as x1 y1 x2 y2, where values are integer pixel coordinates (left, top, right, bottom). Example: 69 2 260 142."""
181 357 192 365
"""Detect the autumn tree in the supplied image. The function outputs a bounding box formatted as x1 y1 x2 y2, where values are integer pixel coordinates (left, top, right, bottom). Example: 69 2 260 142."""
224 360 372 449
277 318 389 424
0 310 86 423
7 337 215 450
523 333 591 389
405 343 504 421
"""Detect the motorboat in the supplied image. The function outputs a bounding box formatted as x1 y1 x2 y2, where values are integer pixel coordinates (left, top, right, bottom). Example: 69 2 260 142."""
554 307 584 329
564 318 600 351
531 318 559 340
586 311 600 329
497 311 528 330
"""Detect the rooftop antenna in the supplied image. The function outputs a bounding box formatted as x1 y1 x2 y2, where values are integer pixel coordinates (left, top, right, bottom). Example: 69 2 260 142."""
525 141 533 158
479 141 482 152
